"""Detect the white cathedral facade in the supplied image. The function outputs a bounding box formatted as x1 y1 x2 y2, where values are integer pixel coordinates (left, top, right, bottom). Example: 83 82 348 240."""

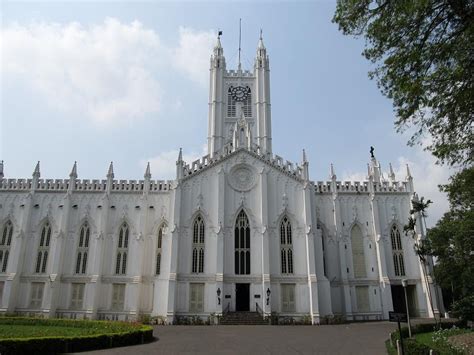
0 34 444 324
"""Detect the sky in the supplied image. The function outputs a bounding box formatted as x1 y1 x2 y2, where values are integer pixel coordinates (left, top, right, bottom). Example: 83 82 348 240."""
0 1 453 226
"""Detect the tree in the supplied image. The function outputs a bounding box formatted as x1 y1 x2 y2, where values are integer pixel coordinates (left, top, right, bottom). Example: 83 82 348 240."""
333 0 474 166
426 167 474 321
403 195 439 325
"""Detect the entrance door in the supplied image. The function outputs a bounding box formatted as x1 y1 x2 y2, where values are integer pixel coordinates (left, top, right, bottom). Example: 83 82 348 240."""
236 283 250 311
391 285 406 313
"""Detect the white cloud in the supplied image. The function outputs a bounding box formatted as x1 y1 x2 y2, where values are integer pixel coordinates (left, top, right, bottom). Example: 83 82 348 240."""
1 19 215 125
342 146 452 227
172 27 216 86
140 144 207 180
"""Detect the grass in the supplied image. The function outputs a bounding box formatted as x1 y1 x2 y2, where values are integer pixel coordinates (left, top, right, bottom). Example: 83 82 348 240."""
415 328 472 354
0 324 109 339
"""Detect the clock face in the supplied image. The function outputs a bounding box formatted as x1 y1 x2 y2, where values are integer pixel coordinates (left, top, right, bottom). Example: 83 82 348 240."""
229 86 251 102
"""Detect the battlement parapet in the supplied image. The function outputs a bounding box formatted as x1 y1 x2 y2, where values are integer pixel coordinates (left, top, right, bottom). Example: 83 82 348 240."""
226 69 254 77
0 178 172 193
314 180 410 194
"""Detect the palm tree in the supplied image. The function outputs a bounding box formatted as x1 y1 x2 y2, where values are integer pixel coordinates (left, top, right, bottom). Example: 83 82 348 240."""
404 195 440 327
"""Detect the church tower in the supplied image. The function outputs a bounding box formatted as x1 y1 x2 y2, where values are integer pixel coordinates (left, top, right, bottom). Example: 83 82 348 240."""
207 32 272 157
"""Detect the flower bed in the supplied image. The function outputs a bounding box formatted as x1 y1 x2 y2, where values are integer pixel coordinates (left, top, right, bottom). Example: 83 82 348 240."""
0 317 154 354
387 321 472 355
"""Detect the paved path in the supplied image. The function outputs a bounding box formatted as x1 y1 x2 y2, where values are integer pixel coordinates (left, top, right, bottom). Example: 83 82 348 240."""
83 322 397 355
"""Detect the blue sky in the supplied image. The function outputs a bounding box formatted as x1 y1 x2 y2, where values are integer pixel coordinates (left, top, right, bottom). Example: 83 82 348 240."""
0 1 452 225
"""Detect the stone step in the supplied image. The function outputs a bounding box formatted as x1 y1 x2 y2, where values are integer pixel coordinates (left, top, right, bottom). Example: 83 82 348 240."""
219 312 268 325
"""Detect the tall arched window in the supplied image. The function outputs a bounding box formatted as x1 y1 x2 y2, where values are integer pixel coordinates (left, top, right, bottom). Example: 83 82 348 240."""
321 230 328 277
391 225 406 276
156 225 164 275
35 222 51 273
192 216 205 273
0 221 13 273
115 223 129 275
351 225 366 278
235 210 250 275
75 222 90 274
280 217 293 274
227 86 252 118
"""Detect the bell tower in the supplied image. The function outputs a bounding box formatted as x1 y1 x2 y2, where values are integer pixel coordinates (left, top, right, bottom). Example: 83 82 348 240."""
207 31 272 157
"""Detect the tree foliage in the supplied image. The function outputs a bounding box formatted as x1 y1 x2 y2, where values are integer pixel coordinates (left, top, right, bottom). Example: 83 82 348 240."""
426 167 474 319
333 0 474 166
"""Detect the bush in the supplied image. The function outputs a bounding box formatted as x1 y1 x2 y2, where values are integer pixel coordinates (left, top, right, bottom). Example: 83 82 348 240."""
402 338 431 355
451 295 474 322
0 317 153 354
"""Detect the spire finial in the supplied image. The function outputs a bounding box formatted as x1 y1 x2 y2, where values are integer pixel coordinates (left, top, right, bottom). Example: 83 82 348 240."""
107 161 114 179
0 160 3 179
330 163 336 180
302 149 307 163
177 148 183 162
406 163 412 179
238 18 242 71
260 28 263 40
389 163 395 181
33 161 40 178
144 162 151 179
70 161 77 179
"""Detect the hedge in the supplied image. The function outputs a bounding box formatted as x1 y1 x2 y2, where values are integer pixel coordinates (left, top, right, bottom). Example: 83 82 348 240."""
0 318 154 354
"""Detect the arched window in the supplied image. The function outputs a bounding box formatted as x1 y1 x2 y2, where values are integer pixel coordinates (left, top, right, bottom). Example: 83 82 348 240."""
235 210 250 275
391 225 405 276
192 216 205 273
75 222 90 274
156 226 164 275
280 217 293 274
35 222 51 273
227 86 252 118
321 229 327 277
115 223 129 275
351 225 366 278
0 221 13 273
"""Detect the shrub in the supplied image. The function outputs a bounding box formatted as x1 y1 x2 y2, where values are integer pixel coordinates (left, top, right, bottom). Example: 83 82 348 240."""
0 317 153 354
451 295 474 322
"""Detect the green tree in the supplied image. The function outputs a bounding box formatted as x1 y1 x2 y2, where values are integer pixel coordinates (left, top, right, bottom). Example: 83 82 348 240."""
404 196 439 325
426 167 474 321
333 0 474 166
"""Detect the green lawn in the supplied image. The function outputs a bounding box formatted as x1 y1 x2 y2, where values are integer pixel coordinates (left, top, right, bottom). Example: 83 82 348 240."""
0 324 108 339
414 328 472 354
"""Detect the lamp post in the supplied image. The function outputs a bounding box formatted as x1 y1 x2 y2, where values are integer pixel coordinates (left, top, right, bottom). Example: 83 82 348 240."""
401 279 412 338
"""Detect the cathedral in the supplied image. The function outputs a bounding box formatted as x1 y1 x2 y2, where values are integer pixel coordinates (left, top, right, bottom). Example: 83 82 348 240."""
0 33 444 324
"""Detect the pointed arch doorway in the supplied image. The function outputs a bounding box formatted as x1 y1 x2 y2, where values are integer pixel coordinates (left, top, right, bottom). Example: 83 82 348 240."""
235 210 251 311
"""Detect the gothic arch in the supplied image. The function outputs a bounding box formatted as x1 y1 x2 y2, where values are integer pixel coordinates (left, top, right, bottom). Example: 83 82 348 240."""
0 213 19 233
382 220 406 240
151 218 169 237
345 220 369 242
273 209 303 235
35 215 57 235
76 216 97 238
186 207 212 232
114 216 136 238
229 206 258 232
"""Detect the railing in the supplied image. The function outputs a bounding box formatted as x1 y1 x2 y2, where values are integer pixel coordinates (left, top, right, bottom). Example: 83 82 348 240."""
255 302 264 318
223 303 230 315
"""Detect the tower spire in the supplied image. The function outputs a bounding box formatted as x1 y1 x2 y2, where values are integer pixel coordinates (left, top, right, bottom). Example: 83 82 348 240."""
238 18 242 71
